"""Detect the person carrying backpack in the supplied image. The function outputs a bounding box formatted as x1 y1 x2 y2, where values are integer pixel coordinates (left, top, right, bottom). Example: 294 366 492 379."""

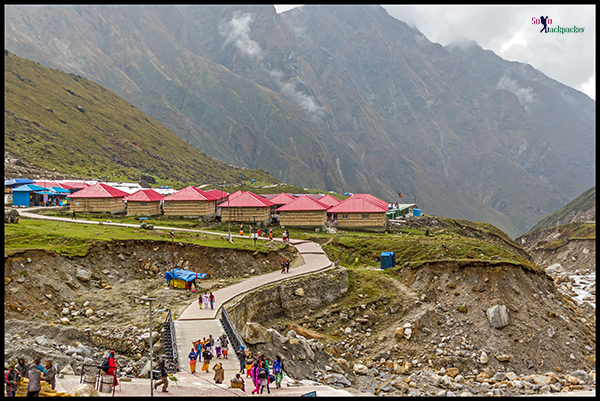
154 355 169 393
201 347 213 372
273 355 285 388
188 347 198 374
258 362 270 394
105 351 119 388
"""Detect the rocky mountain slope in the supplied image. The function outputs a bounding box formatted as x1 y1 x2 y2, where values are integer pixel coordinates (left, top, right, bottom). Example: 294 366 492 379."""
5 5 595 237
516 187 595 272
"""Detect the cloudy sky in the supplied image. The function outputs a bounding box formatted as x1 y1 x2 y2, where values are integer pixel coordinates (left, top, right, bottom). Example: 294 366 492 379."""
274 5 595 100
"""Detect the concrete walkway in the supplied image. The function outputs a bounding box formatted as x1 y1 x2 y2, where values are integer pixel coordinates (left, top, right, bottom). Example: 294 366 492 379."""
18 207 347 396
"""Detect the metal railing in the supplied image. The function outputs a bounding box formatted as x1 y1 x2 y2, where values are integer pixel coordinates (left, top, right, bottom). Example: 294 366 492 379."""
220 306 246 362
163 308 180 373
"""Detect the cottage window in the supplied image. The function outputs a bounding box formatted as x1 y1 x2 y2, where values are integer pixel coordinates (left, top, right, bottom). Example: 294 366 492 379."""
140 202 147 206
104 199 110 202
281 212 286 216
362 214 370 219
257 208 261 211
341 214 348 219
165 202 171 207
316 211 322 215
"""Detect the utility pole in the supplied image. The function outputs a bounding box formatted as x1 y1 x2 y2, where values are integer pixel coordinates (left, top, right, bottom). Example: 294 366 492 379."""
170 231 175 288
140 297 157 398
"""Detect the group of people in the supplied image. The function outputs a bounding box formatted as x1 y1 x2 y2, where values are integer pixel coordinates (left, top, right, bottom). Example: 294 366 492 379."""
280 259 290 273
5 356 56 397
188 334 230 378
198 292 215 309
239 225 286 242
234 347 286 394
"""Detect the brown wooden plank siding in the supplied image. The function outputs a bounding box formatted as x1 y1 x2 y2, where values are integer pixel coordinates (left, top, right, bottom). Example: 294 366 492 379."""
126 201 162 216
334 212 386 227
279 210 327 227
163 200 215 217
220 207 270 224
69 197 126 213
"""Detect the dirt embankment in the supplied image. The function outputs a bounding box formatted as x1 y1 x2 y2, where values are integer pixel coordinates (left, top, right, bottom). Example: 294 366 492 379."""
241 260 595 395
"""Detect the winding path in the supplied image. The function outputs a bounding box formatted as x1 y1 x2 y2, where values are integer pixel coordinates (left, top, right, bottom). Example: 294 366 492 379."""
16 207 346 395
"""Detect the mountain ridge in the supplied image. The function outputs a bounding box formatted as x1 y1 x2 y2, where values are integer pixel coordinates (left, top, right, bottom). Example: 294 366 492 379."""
5 5 595 238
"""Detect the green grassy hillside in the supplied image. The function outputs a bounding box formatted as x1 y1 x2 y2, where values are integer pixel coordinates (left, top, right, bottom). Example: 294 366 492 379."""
4 50 278 188
529 186 595 233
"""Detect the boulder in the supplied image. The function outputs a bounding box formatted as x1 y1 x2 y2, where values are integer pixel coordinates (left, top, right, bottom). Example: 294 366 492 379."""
60 365 75 375
287 324 323 340
569 370 593 384
294 288 304 297
445 367 460 378
71 383 100 397
141 331 160 345
496 354 511 362
75 269 91 282
486 305 510 329
353 364 368 375
35 335 52 347
241 322 270 344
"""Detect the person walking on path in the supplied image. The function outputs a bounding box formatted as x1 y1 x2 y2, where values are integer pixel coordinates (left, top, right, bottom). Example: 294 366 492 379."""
71 210 76 220
208 334 215 354
188 347 198 374
268 228 273 241
201 347 213 373
202 293 209 309
215 336 222 359
209 292 215 309
198 293 203 309
236 346 247 374
245 351 255 378
15 356 28 379
239 224 244 236
106 351 119 388
41 359 57 390
212 362 224 384
282 230 287 243
5 362 21 397
250 361 261 395
27 362 42 397
154 355 169 393
258 362 270 394
221 334 229 359
281 259 286 274
273 355 285 388
285 259 290 273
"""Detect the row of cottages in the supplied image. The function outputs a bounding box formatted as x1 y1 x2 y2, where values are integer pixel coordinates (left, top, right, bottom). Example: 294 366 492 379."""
277 195 330 227
219 191 275 224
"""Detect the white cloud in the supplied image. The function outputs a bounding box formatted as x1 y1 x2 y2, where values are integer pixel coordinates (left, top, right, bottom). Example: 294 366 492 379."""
383 5 595 100
496 74 537 112
218 11 263 59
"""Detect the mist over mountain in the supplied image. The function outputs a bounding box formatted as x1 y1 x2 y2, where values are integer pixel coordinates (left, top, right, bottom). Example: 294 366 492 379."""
5 5 595 238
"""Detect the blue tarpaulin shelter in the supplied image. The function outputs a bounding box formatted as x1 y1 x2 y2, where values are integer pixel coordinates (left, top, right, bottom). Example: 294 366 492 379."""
164 268 207 288
12 184 45 206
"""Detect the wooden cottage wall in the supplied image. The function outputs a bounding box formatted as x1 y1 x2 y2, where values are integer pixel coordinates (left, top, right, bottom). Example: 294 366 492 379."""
279 210 327 227
335 212 386 227
221 207 270 223
127 201 161 216
70 197 125 213
163 200 213 217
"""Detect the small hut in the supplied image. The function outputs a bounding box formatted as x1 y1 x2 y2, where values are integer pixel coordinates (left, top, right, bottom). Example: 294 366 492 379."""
11 184 45 207
124 188 165 217
67 183 129 213
276 195 329 227
164 269 208 289
327 194 388 230
162 186 219 218
218 191 274 224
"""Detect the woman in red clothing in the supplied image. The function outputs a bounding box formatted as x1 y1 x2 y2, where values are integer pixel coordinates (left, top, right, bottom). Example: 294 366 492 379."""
106 350 119 387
